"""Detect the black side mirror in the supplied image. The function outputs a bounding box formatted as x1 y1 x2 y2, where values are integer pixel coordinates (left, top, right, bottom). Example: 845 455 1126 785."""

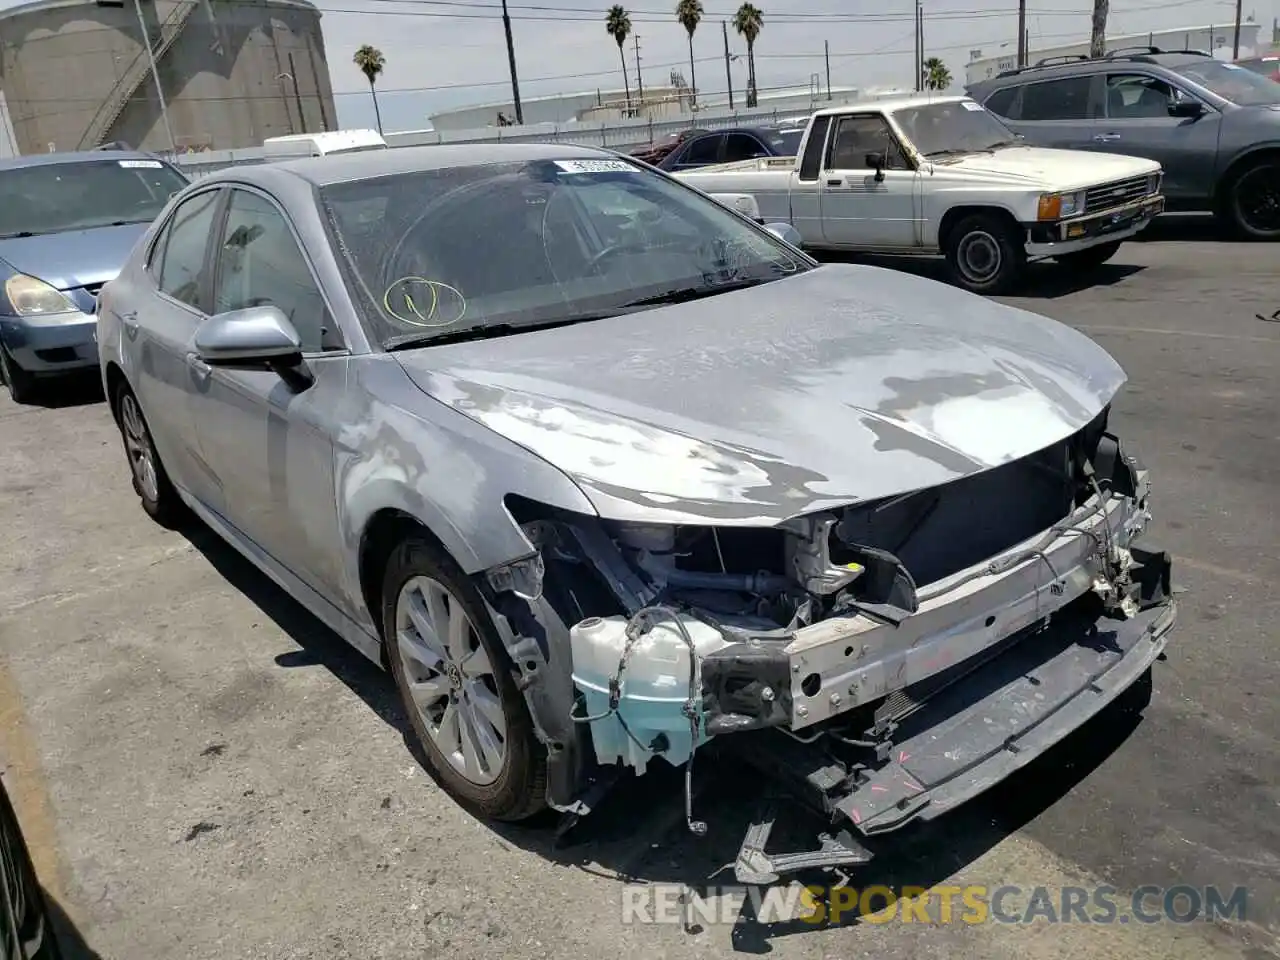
1169 97 1205 119
864 152 886 181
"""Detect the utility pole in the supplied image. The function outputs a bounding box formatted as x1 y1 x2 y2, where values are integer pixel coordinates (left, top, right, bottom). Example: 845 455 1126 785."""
913 0 921 91
824 40 832 99
919 3 926 89
1232 0 1243 58
132 0 175 154
723 20 734 108
1017 0 1027 66
501 0 524 125
634 34 645 108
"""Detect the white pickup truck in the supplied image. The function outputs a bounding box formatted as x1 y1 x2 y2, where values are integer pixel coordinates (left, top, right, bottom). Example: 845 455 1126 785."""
675 94 1166 293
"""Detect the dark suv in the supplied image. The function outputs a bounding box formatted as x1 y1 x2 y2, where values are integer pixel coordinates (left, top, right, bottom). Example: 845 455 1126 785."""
966 48 1280 238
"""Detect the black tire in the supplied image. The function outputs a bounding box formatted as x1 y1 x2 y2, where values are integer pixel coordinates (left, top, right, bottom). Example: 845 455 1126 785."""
1 776 65 959
1221 157 1280 240
0 340 38 404
1054 240 1122 270
111 380 188 528
381 536 547 821
944 213 1026 294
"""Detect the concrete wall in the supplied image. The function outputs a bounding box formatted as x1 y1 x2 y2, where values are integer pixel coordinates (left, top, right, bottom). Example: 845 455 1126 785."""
0 0 336 154
965 22 1265 86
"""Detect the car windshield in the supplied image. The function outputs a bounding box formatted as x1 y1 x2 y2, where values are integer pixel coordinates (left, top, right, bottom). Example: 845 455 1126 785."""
893 101 1020 156
0 158 188 239
1175 59 1280 105
319 157 810 348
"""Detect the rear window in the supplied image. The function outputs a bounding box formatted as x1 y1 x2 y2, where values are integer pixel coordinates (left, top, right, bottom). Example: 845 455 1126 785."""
0 158 188 239
983 85 1020 118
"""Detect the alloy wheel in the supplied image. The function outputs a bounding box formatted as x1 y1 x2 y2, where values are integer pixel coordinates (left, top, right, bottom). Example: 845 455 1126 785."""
394 575 508 786
1233 164 1280 237
119 393 160 502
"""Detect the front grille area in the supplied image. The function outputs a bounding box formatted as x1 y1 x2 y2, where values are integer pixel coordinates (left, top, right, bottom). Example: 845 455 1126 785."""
1085 175 1153 214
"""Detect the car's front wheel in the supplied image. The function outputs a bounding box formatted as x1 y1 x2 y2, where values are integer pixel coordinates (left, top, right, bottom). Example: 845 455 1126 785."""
382 536 547 821
1054 240 1122 270
112 381 187 528
0 341 38 404
1222 157 1280 240
944 214 1026 294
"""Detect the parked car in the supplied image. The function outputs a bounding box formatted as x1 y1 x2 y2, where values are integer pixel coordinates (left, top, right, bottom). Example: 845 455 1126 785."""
98 144 1176 880
0 151 188 403
627 128 710 166
1234 53 1280 82
656 125 805 171
966 48 1280 238
673 95 1164 293
1 772 63 959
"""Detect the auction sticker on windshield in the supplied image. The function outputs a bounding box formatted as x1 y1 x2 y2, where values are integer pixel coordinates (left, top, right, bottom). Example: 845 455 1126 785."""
961 101 985 111
118 159 164 168
554 159 635 174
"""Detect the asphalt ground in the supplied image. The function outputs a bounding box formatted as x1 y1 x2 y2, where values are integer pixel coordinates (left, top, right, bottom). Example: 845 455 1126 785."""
1 215 1277 959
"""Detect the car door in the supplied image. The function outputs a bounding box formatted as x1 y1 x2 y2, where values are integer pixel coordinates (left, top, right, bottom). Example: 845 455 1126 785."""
665 133 725 170
190 185 349 598
999 74 1100 149
1095 71 1221 201
819 113 919 249
129 186 226 510
722 131 770 163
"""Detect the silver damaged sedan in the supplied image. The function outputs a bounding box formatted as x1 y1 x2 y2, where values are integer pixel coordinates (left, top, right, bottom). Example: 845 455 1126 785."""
97 144 1176 876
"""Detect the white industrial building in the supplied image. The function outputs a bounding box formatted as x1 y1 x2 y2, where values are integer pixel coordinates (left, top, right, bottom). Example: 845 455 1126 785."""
965 21 1266 86
426 81 907 132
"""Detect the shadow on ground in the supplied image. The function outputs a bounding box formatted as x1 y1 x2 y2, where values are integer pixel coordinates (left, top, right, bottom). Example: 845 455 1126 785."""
45 889 105 959
2 371 104 411
181 518 1159 951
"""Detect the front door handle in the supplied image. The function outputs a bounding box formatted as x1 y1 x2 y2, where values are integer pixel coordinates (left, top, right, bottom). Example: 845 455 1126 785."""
826 178 843 186
1093 133 1121 142
187 353 212 383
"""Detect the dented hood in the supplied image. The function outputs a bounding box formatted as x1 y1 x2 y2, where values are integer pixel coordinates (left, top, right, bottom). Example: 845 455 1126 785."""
395 263 1125 525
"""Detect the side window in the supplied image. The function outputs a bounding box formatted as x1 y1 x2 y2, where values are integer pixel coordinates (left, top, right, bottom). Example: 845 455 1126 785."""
797 115 832 181
1019 76 1094 120
212 189 340 353
723 133 768 162
155 189 220 310
683 134 723 165
984 85 1020 119
827 115 910 170
1105 73 1177 118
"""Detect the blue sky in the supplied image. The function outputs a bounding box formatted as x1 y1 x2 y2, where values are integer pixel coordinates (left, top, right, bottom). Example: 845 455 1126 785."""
1 0 1271 132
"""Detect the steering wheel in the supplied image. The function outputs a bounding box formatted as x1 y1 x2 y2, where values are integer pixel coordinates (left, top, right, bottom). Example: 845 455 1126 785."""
585 240 650 274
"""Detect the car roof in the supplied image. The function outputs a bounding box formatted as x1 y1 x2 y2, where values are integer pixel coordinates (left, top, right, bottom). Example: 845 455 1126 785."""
972 50 1218 88
243 142 620 187
0 149 169 172
811 94 973 117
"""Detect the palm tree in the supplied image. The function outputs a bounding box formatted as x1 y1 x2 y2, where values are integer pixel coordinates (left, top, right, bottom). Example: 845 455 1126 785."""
675 0 703 108
732 3 763 108
605 6 633 115
1089 0 1109 57
923 57 951 91
353 44 386 134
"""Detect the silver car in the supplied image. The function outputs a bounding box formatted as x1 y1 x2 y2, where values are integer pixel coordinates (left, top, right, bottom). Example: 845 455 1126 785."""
97 145 1175 875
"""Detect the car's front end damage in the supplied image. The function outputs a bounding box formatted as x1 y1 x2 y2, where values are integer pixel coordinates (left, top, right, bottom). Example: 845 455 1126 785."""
476 408 1174 880
396 264 1177 879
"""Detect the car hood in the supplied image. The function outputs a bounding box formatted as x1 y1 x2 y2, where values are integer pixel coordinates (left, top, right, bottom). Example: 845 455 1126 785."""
395 263 1126 525
0 221 150 291
935 146 1160 191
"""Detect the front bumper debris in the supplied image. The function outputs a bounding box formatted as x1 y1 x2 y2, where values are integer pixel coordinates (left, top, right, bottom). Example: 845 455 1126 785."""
724 586 1175 881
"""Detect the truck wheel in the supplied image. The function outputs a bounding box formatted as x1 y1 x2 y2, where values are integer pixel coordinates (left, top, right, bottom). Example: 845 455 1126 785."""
1055 241 1122 270
382 535 547 821
944 214 1025 294
1222 157 1280 240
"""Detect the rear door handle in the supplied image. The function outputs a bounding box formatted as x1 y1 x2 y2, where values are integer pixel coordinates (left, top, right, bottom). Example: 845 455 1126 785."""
1093 133 1121 142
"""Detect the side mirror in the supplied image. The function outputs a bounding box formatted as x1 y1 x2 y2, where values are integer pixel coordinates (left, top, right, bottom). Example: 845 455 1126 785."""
764 222 803 246
194 305 302 368
864 152 886 182
1168 97 1204 119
